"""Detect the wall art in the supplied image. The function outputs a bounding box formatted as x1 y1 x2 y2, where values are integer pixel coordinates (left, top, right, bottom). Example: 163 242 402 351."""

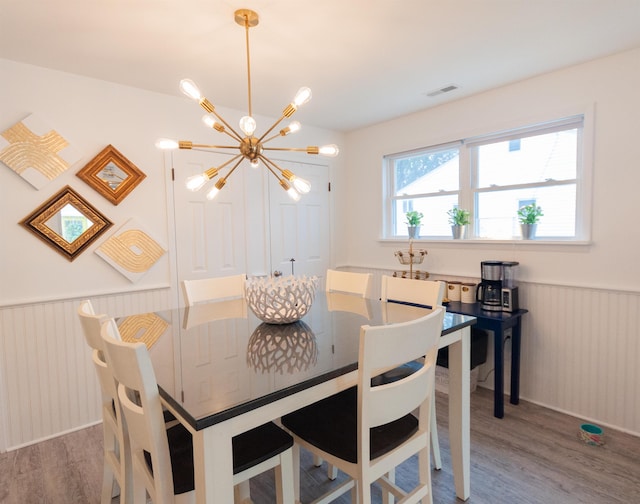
0 114 82 189
76 144 146 205
95 218 166 282
19 185 113 261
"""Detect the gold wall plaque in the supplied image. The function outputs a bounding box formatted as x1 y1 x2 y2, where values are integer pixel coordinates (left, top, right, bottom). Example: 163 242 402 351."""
95 218 166 282
77 144 146 205
0 114 82 189
19 185 113 261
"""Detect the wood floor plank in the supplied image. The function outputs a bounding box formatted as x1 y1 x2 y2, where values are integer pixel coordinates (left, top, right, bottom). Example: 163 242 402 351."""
1 387 639 503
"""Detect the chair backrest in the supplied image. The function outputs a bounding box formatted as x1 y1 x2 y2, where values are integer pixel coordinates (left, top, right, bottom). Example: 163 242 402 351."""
182 274 246 306
77 299 106 352
77 300 121 402
325 269 372 298
358 307 445 457
380 276 445 308
101 318 175 503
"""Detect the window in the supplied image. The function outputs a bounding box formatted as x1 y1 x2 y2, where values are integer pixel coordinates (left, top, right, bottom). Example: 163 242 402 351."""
385 115 586 241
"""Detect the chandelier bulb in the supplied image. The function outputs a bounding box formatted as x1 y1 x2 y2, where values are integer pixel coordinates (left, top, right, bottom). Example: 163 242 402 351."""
287 187 301 201
185 173 209 192
239 115 257 136
319 144 340 157
179 79 202 101
250 158 260 168
293 87 312 108
206 178 226 200
155 138 179 150
202 115 224 132
293 176 311 194
281 121 301 136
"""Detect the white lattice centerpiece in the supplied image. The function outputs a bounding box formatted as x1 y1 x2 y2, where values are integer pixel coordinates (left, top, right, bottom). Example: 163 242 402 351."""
246 275 318 324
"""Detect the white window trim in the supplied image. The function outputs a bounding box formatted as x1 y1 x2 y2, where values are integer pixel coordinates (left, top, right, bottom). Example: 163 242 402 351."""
383 105 594 244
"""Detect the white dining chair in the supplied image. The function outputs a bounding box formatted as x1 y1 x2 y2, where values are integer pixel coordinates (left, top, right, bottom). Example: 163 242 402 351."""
282 307 445 503
77 300 131 504
100 318 295 504
379 275 446 470
380 275 445 309
182 274 246 306
325 269 373 298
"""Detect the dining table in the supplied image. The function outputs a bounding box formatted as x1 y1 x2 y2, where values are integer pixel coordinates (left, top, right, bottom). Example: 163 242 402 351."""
115 291 476 503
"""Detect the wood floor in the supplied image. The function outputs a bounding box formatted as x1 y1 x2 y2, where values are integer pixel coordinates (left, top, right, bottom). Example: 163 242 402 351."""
1 387 639 503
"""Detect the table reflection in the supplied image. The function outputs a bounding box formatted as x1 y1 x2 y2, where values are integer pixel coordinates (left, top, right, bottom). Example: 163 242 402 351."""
247 321 318 374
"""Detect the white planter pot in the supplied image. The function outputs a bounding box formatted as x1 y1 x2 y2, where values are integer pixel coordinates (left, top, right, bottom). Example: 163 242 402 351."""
520 223 537 240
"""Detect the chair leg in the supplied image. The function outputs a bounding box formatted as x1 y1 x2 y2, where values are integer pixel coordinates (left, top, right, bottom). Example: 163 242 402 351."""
275 449 295 504
234 480 251 503
382 468 395 504
293 444 301 503
431 396 442 470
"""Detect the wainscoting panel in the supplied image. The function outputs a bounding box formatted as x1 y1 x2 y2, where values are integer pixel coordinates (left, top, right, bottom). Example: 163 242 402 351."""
344 266 640 436
0 288 171 450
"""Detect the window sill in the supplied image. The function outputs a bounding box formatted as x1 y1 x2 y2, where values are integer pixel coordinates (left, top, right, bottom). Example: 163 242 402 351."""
380 238 592 246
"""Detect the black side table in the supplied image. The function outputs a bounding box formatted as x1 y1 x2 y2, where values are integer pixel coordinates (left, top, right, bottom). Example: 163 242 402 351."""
446 301 528 418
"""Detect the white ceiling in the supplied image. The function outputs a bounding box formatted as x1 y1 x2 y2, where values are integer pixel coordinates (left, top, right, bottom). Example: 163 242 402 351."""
2 0 640 132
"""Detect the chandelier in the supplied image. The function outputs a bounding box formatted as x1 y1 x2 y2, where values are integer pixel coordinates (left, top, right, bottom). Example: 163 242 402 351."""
156 8 339 201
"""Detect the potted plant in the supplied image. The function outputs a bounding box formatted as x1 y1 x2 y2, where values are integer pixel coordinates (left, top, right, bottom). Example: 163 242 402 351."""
447 207 470 239
405 210 423 239
517 204 543 239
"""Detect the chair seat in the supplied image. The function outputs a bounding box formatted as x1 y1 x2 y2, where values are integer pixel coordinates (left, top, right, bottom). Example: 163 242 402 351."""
145 421 293 495
282 388 417 464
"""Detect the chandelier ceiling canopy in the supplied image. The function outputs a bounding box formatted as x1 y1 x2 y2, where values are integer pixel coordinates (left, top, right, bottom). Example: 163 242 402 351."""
156 8 339 201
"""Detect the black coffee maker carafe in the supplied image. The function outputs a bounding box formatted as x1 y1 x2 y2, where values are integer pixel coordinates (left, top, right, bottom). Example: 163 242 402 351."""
477 261 504 311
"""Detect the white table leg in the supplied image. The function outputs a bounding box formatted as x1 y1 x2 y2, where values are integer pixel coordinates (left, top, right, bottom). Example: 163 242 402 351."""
192 423 235 504
447 326 471 501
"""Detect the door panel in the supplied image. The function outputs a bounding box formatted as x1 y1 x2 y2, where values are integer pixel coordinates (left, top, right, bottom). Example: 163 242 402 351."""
268 160 330 279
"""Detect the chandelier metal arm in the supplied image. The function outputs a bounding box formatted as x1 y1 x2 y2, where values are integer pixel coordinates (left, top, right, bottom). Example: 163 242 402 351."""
205 153 243 178
181 143 240 150
263 146 321 155
258 154 285 177
220 156 246 183
207 109 245 142
256 114 289 145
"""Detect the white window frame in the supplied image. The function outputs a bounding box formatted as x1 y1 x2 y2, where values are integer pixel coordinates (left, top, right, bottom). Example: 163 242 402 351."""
383 110 593 243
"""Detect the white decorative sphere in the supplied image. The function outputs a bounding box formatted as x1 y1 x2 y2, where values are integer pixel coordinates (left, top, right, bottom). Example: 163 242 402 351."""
246 275 318 324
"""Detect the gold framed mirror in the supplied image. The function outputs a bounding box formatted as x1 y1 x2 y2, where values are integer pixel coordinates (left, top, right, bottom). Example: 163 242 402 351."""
19 185 113 261
76 144 146 205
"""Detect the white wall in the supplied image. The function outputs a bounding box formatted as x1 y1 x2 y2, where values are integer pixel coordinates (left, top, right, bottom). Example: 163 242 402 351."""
0 59 345 449
344 48 640 435
344 48 640 292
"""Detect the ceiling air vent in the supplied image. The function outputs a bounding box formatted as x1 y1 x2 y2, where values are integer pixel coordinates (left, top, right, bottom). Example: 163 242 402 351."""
425 84 459 97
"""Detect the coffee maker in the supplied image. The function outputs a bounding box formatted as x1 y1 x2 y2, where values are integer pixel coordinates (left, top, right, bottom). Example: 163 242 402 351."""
476 261 519 312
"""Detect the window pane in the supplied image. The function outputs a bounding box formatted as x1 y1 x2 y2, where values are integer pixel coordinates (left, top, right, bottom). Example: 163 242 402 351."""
476 184 576 238
477 129 577 188
394 195 458 237
394 148 459 196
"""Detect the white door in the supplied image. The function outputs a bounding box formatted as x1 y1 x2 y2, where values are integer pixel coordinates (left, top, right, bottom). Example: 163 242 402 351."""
172 153 330 300
172 150 247 304
267 159 330 279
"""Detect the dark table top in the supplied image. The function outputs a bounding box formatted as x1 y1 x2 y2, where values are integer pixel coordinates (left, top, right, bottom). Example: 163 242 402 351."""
446 301 528 321
116 292 476 431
